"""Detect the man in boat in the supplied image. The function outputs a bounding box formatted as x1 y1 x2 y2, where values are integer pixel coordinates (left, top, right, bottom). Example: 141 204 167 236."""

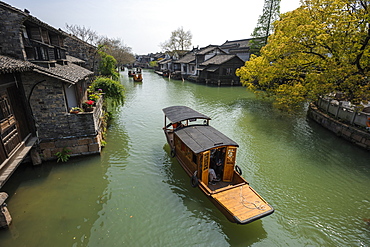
172 121 184 130
208 168 220 185
210 148 225 181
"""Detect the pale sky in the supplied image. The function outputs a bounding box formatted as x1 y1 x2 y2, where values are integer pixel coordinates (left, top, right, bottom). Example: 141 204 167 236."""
6 0 301 55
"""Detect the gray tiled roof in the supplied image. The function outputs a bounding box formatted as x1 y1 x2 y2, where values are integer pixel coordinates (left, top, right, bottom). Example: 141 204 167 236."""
221 39 252 48
200 54 236 66
34 62 93 84
175 53 195 64
0 1 65 37
66 55 85 64
0 55 93 83
197 45 219 55
158 59 172 64
0 55 34 74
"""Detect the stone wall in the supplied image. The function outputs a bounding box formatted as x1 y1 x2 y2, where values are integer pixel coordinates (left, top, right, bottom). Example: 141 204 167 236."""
308 103 370 151
39 134 101 160
21 71 82 138
316 97 370 128
64 35 99 73
0 3 26 59
21 71 103 160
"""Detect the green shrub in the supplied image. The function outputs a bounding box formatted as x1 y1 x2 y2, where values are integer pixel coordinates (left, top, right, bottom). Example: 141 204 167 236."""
91 77 125 106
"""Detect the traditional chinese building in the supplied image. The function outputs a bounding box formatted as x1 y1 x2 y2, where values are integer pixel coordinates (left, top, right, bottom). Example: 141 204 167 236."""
0 1 105 189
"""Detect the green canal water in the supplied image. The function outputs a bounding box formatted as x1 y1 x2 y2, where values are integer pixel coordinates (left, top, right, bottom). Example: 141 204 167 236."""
0 70 369 246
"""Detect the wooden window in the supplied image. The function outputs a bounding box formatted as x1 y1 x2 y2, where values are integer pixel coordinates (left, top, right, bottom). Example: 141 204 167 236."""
40 47 48 60
0 98 12 122
224 68 232 75
34 47 39 60
201 151 210 184
223 147 237 182
186 147 192 160
41 30 50 44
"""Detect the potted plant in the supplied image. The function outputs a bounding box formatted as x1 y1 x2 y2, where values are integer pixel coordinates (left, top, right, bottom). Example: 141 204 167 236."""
88 94 100 104
70 107 83 114
83 100 95 112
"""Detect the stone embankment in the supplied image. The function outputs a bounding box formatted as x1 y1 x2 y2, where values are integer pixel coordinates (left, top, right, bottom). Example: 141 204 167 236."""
308 103 370 151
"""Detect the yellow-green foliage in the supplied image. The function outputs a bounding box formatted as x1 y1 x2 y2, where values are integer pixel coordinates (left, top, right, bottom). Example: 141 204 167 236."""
236 0 370 111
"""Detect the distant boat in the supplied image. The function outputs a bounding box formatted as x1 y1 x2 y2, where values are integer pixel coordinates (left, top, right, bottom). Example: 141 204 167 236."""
162 106 274 224
128 70 135 77
133 73 143 82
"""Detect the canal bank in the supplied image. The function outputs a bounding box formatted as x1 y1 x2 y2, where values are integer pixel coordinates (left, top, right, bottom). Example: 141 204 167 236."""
308 103 370 151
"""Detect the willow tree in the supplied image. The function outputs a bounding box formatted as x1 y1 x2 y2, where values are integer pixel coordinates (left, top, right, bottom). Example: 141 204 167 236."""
250 0 281 55
236 0 370 111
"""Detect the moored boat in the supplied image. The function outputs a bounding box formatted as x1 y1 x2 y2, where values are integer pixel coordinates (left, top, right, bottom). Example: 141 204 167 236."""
162 106 274 224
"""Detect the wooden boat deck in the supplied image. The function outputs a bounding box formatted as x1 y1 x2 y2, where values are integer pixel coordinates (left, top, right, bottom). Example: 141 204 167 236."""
211 184 273 224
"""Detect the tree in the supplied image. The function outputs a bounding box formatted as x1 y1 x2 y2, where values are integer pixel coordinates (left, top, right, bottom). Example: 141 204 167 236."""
236 0 370 111
98 37 135 66
65 24 100 45
160 27 192 54
65 24 135 66
98 49 119 80
250 0 281 55
149 61 158 68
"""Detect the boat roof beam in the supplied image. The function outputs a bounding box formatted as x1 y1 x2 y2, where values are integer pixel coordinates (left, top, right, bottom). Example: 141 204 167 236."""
163 106 211 123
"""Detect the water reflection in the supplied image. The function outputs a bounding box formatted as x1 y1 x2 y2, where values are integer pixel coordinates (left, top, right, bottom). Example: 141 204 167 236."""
0 155 109 247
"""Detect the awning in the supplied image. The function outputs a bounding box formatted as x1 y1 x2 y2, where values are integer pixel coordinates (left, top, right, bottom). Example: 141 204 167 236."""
207 65 219 72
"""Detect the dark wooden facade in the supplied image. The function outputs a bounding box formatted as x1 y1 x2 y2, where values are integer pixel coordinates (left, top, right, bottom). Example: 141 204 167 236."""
0 60 35 167
198 55 244 86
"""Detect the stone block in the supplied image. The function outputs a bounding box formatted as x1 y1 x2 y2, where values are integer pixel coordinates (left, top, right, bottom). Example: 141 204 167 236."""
0 206 12 228
341 128 352 138
78 138 92 145
42 149 52 159
55 139 77 148
89 143 100 152
364 139 370 146
70 145 88 154
352 134 363 142
39 141 55 150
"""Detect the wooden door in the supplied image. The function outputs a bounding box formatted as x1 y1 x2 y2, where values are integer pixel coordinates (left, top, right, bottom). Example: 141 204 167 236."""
7 85 32 139
0 92 21 159
200 150 210 184
223 146 237 182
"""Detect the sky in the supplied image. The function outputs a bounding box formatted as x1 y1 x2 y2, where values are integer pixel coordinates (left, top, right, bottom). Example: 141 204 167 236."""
6 0 301 55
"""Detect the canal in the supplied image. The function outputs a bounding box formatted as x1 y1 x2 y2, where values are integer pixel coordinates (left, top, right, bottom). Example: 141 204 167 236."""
0 70 369 246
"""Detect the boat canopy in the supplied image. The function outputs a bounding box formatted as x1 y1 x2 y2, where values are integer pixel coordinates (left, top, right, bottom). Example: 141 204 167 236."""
163 106 211 123
175 125 239 154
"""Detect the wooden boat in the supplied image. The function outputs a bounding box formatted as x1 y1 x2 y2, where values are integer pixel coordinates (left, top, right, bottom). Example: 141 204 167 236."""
133 73 143 82
128 70 135 77
162 106 274 224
